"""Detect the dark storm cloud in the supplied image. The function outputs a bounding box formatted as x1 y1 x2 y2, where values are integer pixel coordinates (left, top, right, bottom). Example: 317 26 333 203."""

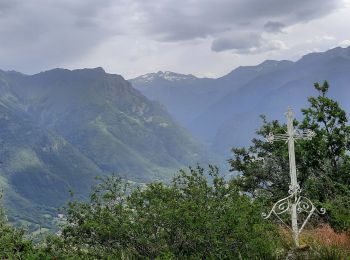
0 0 345 72
132 0 343 41
129 0 343 53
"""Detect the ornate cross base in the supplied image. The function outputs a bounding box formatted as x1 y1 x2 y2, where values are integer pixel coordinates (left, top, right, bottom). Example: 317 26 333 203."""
262 187 325 247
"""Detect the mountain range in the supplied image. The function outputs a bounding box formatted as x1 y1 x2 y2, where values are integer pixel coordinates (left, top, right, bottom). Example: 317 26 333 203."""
130 46 350 156
0 68 203 230
1 45 350 231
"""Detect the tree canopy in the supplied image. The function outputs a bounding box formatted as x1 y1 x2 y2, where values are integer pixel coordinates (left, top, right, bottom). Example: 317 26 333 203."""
229 81 350 231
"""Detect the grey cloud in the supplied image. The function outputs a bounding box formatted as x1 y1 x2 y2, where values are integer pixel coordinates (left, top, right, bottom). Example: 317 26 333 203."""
0 0 117 73
264 21 285 33
126 0 343 53
130 0 343 42
211 33 285 54
0 0 18 15
211 33 262 52
0 0 18 9
0 0 345 73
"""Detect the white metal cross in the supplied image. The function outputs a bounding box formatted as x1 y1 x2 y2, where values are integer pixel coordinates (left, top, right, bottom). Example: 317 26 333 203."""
262 107 325 247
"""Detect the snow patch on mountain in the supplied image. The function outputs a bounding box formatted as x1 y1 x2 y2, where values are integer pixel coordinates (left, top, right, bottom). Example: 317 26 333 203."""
131 71 198 84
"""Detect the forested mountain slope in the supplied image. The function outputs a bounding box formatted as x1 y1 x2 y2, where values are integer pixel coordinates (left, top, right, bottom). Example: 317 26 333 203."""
0 68 203 229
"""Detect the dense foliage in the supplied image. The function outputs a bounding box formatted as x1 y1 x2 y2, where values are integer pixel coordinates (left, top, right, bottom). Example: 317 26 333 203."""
0 194 44 259
229 81 350 231
36 167 283 259
1 168 348 259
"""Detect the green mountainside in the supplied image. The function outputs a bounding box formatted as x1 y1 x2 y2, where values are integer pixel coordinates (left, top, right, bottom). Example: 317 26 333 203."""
0 68 203 230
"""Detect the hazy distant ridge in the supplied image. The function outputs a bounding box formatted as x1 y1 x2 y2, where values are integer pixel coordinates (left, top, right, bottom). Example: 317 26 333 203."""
130 46 350 155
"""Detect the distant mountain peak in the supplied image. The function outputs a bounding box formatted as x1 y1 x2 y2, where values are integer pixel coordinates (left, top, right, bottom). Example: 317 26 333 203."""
131 71 198 84
37 67 106 76
78 67 106 74
299 45 350 64
259 59 280 67
29 67 116 84
220 59 293 82
255 59 294 72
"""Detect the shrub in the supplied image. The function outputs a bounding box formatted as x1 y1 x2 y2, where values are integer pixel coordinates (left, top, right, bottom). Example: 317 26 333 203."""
44 167 287 259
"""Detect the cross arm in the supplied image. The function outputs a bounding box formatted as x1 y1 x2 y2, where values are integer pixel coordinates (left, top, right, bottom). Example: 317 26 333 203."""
292 129 316 140
265 132 289 143
266 129 315 143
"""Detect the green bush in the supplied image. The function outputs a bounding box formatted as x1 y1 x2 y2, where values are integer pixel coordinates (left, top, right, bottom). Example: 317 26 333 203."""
0 194 42 259
43 167 287 259
324 195 350 232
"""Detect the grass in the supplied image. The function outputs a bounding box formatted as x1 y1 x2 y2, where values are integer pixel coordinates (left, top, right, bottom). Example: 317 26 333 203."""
279 225 350 259
302 225 350 255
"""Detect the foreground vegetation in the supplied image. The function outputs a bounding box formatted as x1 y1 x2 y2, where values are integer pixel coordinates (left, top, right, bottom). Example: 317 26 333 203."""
1 169 349 259
0 82 349 259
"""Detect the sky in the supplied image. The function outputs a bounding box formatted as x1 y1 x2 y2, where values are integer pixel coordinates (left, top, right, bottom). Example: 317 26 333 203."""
0 0 350 79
